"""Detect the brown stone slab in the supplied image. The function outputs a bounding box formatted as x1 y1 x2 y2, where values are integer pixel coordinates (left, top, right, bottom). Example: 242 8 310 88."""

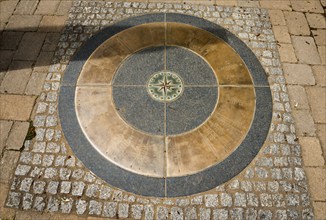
117 22 165 53
0 94 36 121
75 86 164 177
77 36 131 85
166 86 255 177
166 22 252 85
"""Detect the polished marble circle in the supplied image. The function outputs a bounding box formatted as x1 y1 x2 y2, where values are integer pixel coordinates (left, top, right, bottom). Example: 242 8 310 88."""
59 13 272 197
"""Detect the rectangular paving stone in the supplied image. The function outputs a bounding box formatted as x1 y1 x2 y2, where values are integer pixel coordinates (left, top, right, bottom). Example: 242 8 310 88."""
42 33 61 52
13 0 38 15
317 124 326 161
306 13 326 29
268 10 286 25
6 15 42 32
260 1 291 10
0 32 24 50
292 36 321 65
39 15 66 32
0 120 13 153
300 137 325 167
305 167 326 201
0 94 36 121
0 1 19 30
35 0 60 15
290 0 324 13
6 121 29 150
25 72 47 96
0 150 20 183
0 61 33 94
318 46 325 65
292 110 316 137
313 202 326 220
277 43 297 63
284 11 310 36
283 63 315 85
34 51 54 73
312 66 326 87
55 1 73 16
312 29 326 46
14 32 46 61
0 50 14 71
306 87 326 123
287 85 310 110
272 26 291 43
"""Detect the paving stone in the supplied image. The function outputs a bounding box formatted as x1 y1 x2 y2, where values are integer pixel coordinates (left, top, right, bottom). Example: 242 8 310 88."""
14 0 38 15
39 16 67 32
205 194 218 207
76 199 87 215
5 121 29 150
234 193 246 207
42 33 61 52
291 0 324 13
22 193 33 210
312 66 326 87
157 206 168 220
34 51 54 73
284 11 310 36
260 1 291 10
44 167 57 178
35 0 60 15
287 86 310 110
0 60 34 94
6 191 21 208
0 120 13 153
305 167 326 201
20 178 33 192
306 13 326 29
0 1 19 30
56 1 73 16
103 201 117 218
61 198 73 213
300 137 325 166
313 202 326 220
283 63 315 85
0 50 14 71
6 15 42 32
306 87 326 123
25 72 47 95
46 181 59 194
318 45 326 65
88 200 102 215
72 182 85 196
171 207 183 220
272 26 291 43
15 32 46 61
0 150 19 183
0 32 24 50
292 110 316 136
312 30 326 46
277 43 297 63
268 10 286 25
43 154 54 166
316 124 326 157
47 196 60 212
220 193 232 207
131 204 143 219
33 181 46 194
213 209 228 220
292 36 321 65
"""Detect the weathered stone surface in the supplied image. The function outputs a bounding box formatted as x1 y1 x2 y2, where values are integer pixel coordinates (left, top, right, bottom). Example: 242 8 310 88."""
306 87 326 123
35 0 60 15
25 72 47 95
0 150 20 183
0 94 36 121
287 85 309 110
292 36 321 65
6 121 29 150
313 201 326 220
318 46 325 65
300 137 325 166
56 1 73 16
306 13 326 29
277 43 297 63
0 32 23 50
292 110 316 136
0 120 13 153
291 0 324 13
42 33 61 52
0 50 14 71
39 16 67 32
260 1 291 10
317 124 326 159
283 63 315 85
312 66 326 87
14 0 38 15
0 61 33 94
268 10 286 25
14 32 46 61
6 15 42 32
0 1 18 30
272 26 291 43
284 11 310 35
312 30 326 46
305 167 326 201
33 52 54 73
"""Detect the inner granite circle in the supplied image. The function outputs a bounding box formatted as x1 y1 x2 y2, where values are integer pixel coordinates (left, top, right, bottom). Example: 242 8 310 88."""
147 71 184 102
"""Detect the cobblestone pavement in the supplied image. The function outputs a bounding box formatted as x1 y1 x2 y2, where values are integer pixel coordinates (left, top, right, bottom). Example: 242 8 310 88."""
0 0 325 219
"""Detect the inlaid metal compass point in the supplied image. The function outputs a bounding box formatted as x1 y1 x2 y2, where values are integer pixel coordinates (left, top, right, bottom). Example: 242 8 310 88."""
147 71 184 102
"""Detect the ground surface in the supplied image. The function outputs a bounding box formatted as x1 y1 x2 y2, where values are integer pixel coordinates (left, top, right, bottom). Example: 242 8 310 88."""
0 0 325 219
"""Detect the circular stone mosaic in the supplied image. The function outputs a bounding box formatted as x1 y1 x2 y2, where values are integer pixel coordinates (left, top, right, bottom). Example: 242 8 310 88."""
147 71 183 102
59 13 272 197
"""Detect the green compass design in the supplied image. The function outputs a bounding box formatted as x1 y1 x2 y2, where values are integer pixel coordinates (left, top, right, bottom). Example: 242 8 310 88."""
147 71 184 102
